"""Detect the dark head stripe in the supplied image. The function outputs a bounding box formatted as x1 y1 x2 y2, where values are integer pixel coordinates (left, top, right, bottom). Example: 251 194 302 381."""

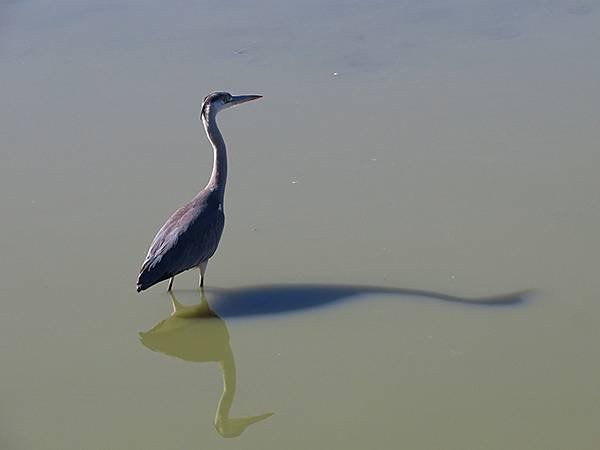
201 92 227 118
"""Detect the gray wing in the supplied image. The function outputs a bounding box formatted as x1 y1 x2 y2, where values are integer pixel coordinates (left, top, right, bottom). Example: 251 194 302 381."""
137 190 224 291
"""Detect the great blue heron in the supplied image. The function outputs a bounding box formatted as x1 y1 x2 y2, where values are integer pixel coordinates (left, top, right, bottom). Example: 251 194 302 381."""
137 92 262 292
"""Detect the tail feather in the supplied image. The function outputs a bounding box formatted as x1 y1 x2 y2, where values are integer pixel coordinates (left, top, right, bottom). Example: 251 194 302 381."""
137 265 172 292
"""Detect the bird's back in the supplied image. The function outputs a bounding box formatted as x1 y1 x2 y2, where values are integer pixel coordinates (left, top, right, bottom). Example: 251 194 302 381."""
137 189 225 291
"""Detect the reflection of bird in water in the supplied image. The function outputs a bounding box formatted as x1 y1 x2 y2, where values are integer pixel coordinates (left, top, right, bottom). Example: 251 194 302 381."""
137 92 262 292
139 290 273 438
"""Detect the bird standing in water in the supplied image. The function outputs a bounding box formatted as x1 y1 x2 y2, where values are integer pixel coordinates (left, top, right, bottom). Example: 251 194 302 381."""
137 92 262 292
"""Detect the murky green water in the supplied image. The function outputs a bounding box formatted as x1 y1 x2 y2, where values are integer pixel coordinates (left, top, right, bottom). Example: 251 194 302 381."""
2 1 600 449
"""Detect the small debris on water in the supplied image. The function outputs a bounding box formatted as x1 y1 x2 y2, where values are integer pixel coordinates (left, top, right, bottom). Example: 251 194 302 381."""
290 180 298 184
333 72 340 77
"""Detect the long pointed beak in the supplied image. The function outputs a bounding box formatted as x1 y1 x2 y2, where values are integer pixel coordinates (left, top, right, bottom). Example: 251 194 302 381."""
230 94 262 106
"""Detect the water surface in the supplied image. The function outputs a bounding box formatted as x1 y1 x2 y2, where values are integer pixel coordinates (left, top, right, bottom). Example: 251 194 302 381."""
2 1 600 449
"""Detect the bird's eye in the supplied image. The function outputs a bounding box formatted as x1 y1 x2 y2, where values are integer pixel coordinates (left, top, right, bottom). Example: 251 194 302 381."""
225 95 232 103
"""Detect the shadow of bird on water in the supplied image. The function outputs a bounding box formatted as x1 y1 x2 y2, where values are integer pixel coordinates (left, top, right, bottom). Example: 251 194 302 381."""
139 290 274 438
200 284 532 319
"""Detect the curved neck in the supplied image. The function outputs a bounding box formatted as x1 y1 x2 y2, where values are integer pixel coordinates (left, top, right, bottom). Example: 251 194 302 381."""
202 109 227 195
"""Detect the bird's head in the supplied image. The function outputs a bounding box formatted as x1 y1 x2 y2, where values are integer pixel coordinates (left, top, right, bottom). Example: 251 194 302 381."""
200 91 262 119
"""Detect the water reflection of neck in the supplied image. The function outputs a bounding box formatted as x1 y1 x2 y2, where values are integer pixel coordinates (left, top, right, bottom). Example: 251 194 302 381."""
215 347 237 429
213 331 274 438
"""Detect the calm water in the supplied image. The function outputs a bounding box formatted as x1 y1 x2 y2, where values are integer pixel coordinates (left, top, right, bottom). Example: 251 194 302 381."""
2 1 600 449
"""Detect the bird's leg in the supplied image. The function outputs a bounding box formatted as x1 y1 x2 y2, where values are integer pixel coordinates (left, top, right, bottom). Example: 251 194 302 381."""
167 276 174 291
199 261 208 288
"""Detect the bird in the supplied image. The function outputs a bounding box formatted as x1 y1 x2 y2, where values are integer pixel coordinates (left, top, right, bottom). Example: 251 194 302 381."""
137 92 262 292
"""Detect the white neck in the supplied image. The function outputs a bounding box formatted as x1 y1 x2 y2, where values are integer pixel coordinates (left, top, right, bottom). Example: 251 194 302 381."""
202 107 227 197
